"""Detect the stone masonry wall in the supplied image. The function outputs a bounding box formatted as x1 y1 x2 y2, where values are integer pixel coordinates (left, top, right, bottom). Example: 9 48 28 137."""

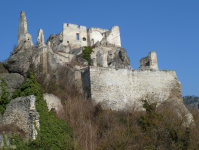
63 23 88 48
85 67 182 110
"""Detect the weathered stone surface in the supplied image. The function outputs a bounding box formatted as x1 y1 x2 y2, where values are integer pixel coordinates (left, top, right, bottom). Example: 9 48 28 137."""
91 46 130 69
17 11 33 53
113 47 130 69
13 39 33 55
3 49 33 76
63 23 87 48
46 32 63 48
43 94 63 115
87 26 121 47
78 57 88 65
3 95 40 139
0 73 24 98
48 50 75 70
70 47 82 55
37 29 45 47
139 51 158 70
83 67 181 110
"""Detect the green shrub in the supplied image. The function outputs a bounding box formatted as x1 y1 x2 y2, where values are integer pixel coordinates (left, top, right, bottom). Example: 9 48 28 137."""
0 79 10 114
10 72 81 150
82 46 93 65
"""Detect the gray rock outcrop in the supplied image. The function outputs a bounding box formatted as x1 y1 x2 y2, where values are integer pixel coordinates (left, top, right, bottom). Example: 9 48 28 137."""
43 93 63 115
3 95 40 139
112 47 130 69
46 32 63 48
3 49 33 76
91 46 131 69
0 73 24 98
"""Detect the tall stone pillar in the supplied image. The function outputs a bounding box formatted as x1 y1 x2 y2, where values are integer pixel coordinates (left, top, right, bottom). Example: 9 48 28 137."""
17 11 33 46
37 29 45 47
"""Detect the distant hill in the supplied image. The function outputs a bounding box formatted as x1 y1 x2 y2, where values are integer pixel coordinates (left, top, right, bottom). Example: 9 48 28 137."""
183 95 199 108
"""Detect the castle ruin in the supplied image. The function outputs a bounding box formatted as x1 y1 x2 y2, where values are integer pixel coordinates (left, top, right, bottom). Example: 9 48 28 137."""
6 11 188 112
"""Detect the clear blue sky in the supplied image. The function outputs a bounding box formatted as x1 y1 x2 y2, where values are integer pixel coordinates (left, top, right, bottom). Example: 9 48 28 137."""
0 0 198 96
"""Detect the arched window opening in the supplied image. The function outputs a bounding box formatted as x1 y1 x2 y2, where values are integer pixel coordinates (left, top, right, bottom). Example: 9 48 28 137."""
83 37 86 41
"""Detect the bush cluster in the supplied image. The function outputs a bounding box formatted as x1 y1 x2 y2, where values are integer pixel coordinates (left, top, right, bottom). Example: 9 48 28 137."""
0 79 10 114
82 46 93 65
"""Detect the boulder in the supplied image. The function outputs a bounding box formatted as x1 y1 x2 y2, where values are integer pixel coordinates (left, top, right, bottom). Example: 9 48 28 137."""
46 32 63 48
3 49 33 76
0 73 24 97
0 73 24 98
43 94 63 115
3 95 40 139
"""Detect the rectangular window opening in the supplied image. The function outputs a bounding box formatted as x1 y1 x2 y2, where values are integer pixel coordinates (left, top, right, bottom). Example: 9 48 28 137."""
76 33 79 40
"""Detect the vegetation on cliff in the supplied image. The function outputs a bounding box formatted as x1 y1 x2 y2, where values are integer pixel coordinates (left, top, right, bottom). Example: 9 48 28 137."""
0 79 10 114
82 46 93 65
183 95 199 106
1 65 199 149
35 66 199 150
8 72 80 150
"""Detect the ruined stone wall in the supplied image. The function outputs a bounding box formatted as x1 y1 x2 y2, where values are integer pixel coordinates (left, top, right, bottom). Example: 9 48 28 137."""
87 27 109 46
87 26 121 47
91 46 115 67
84 67 182 110
91 45 130 69
140 51 158 70
103 26 121 47
63 23 88 48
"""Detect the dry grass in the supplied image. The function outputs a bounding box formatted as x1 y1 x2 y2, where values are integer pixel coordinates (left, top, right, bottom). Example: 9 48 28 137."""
36 66 199 150
0 124 26 139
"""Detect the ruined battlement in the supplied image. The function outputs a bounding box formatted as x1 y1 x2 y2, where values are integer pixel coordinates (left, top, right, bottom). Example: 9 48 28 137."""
63 23 87 30
87 27 109 33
